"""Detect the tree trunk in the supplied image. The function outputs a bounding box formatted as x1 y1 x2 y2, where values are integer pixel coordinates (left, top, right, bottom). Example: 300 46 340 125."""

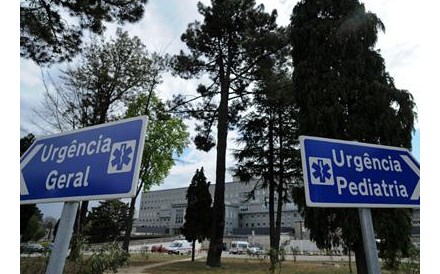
68 206 82 261
122 195 137 252
123 180 145 252
274 170 283 259
122 88 152 252
353 240 368 274
192 240 196 262
267 114 278 270
348 249 353 273
47 227 53 241
206 72 229 268
274 110 284 261
79 201 88 232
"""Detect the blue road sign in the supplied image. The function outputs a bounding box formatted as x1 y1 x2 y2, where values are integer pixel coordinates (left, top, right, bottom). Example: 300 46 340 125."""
299 136 420 208
20 116 147 204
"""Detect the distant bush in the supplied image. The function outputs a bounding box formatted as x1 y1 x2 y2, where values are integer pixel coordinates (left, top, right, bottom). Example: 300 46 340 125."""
70 241 129 274
400 245 420 274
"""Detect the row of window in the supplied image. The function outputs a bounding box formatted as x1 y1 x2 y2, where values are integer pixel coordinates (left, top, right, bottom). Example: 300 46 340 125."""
243 213 298 219
140 184 264 208
240 222 288 228
175 209 184 224
139 219 161 223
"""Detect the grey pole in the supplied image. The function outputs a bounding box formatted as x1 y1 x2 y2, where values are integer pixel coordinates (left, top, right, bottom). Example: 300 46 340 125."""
358 208 381 274
46 202 79 274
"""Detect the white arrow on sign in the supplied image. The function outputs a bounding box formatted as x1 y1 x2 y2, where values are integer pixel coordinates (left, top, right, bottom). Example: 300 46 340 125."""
20 144 43 196
400 154 420 201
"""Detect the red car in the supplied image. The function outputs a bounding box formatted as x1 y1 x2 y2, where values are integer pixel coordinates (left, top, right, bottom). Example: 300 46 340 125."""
150 244 168 253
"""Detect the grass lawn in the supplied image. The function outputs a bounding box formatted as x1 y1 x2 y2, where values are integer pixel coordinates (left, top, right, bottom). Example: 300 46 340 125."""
126 256 403 274
20 253 414 274
20 253 192 273
129 252 192 266
141 258 356 274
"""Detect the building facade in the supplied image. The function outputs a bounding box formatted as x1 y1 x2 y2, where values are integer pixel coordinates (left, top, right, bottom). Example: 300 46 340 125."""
135 178 307 238
135 178 420 247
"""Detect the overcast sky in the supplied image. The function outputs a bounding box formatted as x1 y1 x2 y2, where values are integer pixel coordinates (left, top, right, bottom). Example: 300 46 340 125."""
3 1 437 272
17 0 433 232
19 0 429 220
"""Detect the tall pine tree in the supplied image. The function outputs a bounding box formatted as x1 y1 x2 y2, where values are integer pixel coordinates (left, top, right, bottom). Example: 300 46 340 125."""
170 0 282 267
234 43 301 270
290 0 416 273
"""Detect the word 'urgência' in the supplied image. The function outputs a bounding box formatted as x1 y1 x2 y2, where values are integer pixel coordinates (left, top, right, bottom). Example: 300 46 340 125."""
40 135 112 164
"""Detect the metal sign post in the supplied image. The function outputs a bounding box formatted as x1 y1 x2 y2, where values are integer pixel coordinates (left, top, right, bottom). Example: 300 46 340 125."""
45 202 79 274
358 208 381 274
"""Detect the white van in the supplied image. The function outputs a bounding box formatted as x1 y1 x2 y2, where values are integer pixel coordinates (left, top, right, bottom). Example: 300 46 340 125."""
167 240 193 255
229 241 250 254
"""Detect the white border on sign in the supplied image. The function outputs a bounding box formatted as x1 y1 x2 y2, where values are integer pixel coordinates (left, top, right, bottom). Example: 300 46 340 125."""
20 115 148 205
299 135 420 208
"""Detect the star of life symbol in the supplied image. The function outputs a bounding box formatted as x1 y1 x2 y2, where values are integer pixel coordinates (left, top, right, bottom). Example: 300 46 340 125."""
107 140 136 174
309 157 334 185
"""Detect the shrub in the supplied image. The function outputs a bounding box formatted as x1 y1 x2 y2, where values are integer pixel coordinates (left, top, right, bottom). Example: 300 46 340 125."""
78 242 129 274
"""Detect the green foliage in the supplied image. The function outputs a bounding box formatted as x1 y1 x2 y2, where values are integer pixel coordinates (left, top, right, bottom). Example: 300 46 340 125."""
24 215 46 242
375 209 413 271
399 244 420 274
83 200 129 243
20 0 148 65
68 233 90 262
20 133 46 242
125 92 189 191
267 247 282 274
181 168 213 243
20 133 35 156
60 29 155 127
290 0 415 144
234 42 299 270
170 0 284 266
82 242 129 274
234 54 299 187
121 54 184 251
170 0 283 150
66 239 129 274
36 29 160 134
20 204 42 242
289 0 417 272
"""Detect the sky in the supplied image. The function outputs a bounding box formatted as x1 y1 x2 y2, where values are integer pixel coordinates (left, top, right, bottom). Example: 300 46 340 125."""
11 0 440 269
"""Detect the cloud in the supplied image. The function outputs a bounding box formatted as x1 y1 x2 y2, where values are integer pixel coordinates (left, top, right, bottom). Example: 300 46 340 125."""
259 0 297 26
153 127 241 192
115 0 208 55
20 59 42 88
21 0 426 220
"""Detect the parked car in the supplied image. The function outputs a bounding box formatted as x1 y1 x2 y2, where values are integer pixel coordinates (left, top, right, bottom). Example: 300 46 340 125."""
229 241 250 254
167 240 192 255
21 242 44 253
151 244 168 253
247 246 263 256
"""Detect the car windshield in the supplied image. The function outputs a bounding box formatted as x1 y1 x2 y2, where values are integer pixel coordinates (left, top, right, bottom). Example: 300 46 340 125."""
170 243 181 247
